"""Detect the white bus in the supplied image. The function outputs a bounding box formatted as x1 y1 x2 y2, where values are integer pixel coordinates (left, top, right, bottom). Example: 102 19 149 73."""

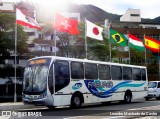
22 56 148 109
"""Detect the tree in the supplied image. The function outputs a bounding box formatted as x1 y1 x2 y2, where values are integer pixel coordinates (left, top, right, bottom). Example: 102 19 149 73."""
88 33 119 61
0 13 29 63
130 48 145 65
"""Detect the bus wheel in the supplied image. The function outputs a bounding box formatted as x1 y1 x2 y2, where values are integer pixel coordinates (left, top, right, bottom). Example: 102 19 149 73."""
124 91 132 103
47 106 55 110
71 94 82 108
156 97 160 100
145 97 150 101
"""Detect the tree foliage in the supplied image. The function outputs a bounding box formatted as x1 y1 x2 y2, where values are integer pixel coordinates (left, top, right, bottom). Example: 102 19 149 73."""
0 13 29 63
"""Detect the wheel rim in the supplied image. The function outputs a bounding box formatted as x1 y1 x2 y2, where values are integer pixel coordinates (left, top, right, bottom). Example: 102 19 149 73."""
74 97 80 106
126 95 131 102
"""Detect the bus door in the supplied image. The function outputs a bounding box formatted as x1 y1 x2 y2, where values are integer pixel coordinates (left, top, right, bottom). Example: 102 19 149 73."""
54 60 70 105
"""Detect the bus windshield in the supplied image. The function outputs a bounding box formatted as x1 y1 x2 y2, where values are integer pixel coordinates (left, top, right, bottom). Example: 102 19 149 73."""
23 58 51 94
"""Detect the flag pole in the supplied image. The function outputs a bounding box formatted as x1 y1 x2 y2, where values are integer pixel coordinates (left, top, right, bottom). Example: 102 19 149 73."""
158 46 160 80
127 31 131 64
53 10 56 56
85 18 88 59
108 21 111 62
144 34 147 66
14 6 17 102
104 19 111 62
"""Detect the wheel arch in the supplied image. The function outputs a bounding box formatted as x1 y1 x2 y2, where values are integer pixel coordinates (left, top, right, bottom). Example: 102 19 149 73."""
125 89 132 97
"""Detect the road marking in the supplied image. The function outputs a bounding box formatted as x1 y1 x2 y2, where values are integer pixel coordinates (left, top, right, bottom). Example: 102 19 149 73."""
0 116 11 119
64 116 83 119
65 105 160 119
128 105 160 110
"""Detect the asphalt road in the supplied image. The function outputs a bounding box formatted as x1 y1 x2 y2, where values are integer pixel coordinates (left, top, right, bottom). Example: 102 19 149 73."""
7 98 160 119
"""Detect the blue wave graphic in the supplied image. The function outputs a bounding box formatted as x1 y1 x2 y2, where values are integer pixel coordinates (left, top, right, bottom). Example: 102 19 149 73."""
84 80 145 98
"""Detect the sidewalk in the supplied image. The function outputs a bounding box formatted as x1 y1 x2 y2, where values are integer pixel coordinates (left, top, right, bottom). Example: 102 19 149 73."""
0 102 44 110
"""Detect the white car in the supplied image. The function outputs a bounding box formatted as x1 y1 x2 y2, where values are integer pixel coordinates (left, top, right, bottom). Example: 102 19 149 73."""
145 81 160 100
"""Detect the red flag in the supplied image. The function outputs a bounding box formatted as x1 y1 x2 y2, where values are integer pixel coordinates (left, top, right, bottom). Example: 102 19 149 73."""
16 7 42 30
54 13 79 35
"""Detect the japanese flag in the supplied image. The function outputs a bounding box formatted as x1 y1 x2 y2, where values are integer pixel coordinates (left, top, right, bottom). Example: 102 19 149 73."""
86 20 103 40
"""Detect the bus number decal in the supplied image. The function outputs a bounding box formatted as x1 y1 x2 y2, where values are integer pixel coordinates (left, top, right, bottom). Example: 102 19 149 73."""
72 83 82 90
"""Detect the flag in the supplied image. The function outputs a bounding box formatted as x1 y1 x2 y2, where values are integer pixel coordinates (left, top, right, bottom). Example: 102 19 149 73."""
110 28 128 46
86 20 103 41
54 13 79 35
16 7 41 30
128 33 145 51
144 36 160 52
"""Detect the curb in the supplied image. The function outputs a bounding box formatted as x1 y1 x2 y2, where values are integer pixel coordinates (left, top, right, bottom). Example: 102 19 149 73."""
0 102 44 110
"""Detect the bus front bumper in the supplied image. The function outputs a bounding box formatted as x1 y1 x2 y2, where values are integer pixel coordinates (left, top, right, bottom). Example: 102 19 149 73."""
23 95 54 106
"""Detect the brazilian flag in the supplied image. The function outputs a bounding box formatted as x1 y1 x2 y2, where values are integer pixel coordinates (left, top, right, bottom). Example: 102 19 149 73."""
110 28 128 46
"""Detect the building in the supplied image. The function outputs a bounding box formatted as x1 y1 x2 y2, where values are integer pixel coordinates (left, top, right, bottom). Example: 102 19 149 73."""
120 9 141 22
0 2 14 13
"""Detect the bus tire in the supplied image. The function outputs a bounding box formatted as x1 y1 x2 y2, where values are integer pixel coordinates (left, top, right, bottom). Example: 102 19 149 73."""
124 91 132 103
47 106 55 110
145 97 150 101
101 101 111 105
71 93 82 108
156 96 160 100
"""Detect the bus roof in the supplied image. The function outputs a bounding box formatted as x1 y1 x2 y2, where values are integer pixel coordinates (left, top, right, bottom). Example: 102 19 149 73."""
29 56 146 69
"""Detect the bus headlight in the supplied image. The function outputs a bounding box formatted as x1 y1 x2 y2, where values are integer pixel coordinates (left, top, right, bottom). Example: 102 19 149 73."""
39 93 47 99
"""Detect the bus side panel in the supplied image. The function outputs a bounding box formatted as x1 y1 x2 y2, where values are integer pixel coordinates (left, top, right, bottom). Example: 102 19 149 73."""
54 95 62 106
132 81 148 100
61 95 71 106
132 91 148 99
99 96 112 102
83 94 93 104
111 92 125 101
54 95 71 106
111 81 148 101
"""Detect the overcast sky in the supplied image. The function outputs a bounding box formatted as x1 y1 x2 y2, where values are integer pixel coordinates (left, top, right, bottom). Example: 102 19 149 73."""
2 0 160 19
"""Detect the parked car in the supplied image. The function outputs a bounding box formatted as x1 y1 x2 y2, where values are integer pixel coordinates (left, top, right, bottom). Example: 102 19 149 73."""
145 81 160 100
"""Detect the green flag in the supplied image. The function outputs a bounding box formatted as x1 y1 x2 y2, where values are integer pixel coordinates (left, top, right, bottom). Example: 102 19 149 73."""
110 28 128 46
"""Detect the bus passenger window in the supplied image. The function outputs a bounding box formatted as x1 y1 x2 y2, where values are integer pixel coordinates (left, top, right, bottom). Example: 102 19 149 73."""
141 69 146 81
71 62 84 79
123 67 132 80
111 66 122 80
133 68 141 81
85 63 98 79
99 64 111 80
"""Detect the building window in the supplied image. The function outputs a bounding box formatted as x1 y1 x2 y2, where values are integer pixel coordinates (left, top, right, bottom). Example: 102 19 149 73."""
130 14 140 17
51 34 53 40
38 34 42 39
0 3 3 6
27 32 35 36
